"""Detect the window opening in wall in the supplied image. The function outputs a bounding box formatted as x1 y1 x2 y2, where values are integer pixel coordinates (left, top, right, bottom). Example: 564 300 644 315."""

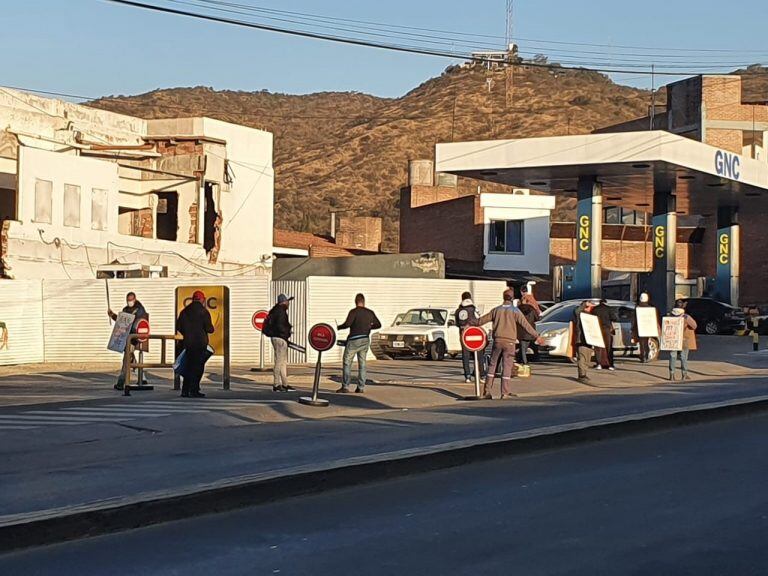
91 188 108 231
34 179 53 224
489 219 524 254
0 173 17 221
156 191 178 241
63 184 81 228
203 182 218 254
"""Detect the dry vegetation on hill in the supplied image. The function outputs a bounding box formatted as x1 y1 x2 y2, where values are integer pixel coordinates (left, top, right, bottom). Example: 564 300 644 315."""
90 64 768 251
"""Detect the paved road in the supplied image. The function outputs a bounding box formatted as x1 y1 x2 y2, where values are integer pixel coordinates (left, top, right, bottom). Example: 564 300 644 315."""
3 412 767 575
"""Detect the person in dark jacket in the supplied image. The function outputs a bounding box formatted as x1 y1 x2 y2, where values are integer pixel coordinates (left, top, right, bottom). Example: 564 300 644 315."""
592 299 618 370
108 291 149 390
264 294 295 392
517 293 542 365
336 293 381 393
631 292 654 363
572 300 596 383
176 290 214 398
455 291 482 382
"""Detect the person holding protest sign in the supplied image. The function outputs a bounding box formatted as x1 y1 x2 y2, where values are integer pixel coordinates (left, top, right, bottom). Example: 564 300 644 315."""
176 291 215 398
632 293 656 363
667 307 697 381
572 300 600 383
108 292 149 390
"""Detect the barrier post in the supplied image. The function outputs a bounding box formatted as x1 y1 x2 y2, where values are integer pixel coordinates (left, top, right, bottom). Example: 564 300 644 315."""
123 338 133 397
460 327 488 401
299 350 329 407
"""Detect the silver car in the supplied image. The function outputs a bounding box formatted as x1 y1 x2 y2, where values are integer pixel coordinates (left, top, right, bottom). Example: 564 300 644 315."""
537 300 660 362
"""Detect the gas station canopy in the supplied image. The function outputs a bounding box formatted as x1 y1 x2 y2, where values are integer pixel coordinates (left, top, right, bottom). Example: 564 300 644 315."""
436 131 768 215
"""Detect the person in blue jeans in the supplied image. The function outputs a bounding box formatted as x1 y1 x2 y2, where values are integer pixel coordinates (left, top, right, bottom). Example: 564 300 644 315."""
668 306 698 381
337 294 382 393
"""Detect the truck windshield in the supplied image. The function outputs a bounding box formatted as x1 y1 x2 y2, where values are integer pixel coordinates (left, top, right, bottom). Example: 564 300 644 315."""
400 309 446 326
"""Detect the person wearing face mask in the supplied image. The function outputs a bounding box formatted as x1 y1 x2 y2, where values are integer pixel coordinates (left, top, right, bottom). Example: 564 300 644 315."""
108 292 149 390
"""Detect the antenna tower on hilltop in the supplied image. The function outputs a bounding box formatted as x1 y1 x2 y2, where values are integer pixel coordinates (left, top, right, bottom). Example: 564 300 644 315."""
505 0 514 49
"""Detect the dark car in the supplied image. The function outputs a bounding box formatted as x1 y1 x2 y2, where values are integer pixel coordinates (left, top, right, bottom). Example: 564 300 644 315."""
681 298 746 335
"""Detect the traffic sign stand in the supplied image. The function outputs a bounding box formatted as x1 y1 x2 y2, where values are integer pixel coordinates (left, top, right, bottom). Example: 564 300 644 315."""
126 319 154 395
299 323 336 408
250 310 271 373
299 350 330 407
459 326 488 401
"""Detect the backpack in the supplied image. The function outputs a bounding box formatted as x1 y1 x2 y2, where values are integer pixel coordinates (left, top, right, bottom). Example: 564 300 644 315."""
262 310 274 338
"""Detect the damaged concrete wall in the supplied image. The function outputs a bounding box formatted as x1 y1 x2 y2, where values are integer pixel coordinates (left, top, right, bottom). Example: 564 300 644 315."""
273 252 445 282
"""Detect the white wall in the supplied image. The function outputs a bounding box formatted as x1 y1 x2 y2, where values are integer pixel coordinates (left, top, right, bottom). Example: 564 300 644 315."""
303 276 508 363
0 277 271 367
480 193 554 275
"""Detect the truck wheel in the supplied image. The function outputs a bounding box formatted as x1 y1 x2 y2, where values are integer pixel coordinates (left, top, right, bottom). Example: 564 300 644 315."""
429 340 447 361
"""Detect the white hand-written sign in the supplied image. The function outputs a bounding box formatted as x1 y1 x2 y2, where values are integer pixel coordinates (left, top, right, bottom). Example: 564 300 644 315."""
660 316 685 351
107 312 135 353
636 307 660 338
579 313 605 348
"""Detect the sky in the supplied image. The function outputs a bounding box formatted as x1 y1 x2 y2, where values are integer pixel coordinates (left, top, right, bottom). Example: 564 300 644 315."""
3 0 768 100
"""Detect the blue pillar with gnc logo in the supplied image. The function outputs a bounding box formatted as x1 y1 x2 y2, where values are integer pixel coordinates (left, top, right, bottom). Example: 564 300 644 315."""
566 176 603 300
648 184 677 314
715 207 739 306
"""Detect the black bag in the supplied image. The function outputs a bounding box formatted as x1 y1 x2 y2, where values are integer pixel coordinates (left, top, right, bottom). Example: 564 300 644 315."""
262 311 274 338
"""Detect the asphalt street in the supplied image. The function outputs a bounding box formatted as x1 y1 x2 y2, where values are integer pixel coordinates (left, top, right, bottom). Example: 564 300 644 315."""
3 412 767 576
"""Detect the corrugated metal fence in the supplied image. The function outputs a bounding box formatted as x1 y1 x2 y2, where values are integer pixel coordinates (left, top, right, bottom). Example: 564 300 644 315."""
0 276 508 367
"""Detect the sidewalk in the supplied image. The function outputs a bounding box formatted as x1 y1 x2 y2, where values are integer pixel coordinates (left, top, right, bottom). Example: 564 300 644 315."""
1 336 767 549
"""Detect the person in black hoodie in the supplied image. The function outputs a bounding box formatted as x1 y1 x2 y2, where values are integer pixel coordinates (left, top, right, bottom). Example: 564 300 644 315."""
264 294 295 392
176 291 214 398
108 291 149 390
455 291 482 383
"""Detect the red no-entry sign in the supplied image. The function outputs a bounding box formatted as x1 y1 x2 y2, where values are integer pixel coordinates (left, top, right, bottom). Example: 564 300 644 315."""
308 323 336 352
135 318 150 343
252 310 269 332
461 326 487 353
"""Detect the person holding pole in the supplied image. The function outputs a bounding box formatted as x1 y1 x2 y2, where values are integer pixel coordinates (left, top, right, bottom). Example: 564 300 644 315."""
263 294 295 392
176 291 214 398
476 289 541 400
455 291 482 383
108 291 149 390
336 293 381 394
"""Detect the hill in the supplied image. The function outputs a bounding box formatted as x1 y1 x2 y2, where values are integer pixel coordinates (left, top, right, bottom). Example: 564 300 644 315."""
89 64 672 251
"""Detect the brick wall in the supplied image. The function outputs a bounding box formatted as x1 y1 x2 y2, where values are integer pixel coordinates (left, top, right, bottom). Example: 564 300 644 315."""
130 208 154 239
407 185 461 208
0 220 9 278
335 216 383 252
188 202 198 243
400 189 483 261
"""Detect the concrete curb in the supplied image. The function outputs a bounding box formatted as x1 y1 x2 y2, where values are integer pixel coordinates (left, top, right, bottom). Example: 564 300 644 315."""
2 394 768 553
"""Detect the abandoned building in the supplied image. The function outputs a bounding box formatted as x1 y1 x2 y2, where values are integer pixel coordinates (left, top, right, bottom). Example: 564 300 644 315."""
0 87 275 279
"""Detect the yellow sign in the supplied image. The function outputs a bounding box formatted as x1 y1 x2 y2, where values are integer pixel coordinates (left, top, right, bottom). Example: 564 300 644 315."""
175 286 229 356
578 215 590 252
654 225 666 259
718 233 730 265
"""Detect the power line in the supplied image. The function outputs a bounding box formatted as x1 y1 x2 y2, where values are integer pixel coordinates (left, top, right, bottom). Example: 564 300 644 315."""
101 0 759 77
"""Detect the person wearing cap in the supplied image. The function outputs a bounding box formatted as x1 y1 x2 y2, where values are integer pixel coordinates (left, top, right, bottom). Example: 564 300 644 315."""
476 289 541 400
108 291 149 390
263 294 295 392
632 292 655 363
668 307 698 381
176 291 215 398
336 293 381 394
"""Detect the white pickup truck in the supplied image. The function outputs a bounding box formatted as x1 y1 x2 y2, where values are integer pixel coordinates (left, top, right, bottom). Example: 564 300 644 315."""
377 308 462 361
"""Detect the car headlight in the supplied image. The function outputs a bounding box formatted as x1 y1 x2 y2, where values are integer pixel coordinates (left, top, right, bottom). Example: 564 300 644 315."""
540 327 568 339
413 335 424 342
